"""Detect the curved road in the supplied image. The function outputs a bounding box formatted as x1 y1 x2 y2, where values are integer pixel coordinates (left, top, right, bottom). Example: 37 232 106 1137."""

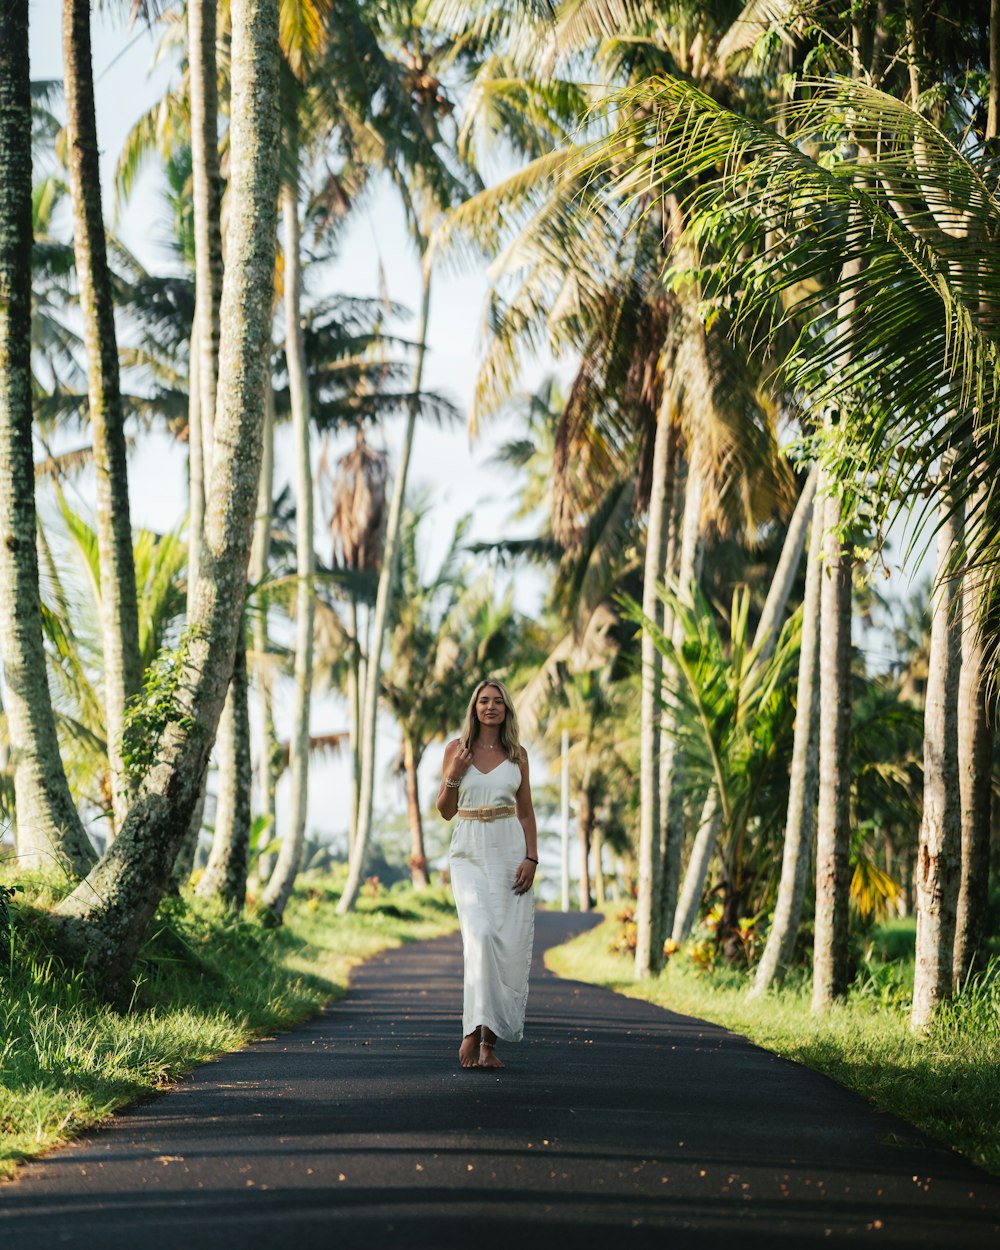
2 911 998 1248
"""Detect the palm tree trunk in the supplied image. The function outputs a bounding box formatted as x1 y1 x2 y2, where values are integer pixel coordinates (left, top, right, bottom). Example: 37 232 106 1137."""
748 494 824 997
672 466 819 944
0 0 96 877
578 782 594 913
188 0 223 449
912 485 964 1031
54 0 280 995
262 178 316 921
811 484 854 1010
197 637 252 909
403 735 428 889
951 8 999 985
347 592 362 856
593 821 606 907
187 321 204 602
337 261 432 916
63 0 143 836
659 440 708 943
953 560 993 984
751 466 818 664
250 382 277 880
672 793 721 943
634 393 675 975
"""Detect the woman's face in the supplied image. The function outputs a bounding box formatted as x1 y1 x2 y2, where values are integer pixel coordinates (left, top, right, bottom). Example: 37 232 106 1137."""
476 684 507 727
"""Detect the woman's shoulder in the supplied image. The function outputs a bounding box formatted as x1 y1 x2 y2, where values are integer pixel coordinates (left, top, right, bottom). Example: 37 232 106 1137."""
443 737 462 757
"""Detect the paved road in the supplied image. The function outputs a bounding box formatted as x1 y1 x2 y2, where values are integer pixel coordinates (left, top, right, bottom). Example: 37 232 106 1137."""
2 912 998 1248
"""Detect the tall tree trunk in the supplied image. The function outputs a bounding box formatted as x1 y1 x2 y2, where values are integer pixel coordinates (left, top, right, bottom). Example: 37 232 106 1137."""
403 735 428 889
659 448 705 942
63 0 143 835
177 323 206 891
671 467 819 944
197 637 252 909
577 781 594 913
672 793 721 943
811 483 854 1011
250 382 277 880
751 466 819 665
593 820 606 907
347 592 362 856
188 0 223 449
912 486 964 1031
634 391 675 975
952 46 998 982
54 0 280 996
748 494 824 997
953 530 994 984
262 178 315 921
337 262 432 916
187 318 205 598
0 0 96 877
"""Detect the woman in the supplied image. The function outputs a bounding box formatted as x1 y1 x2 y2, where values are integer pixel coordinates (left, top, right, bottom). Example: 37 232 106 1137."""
436 677 538 1070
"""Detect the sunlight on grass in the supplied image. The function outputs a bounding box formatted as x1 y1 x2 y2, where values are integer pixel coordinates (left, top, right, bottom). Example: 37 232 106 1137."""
546 914 1000 1175
0 874 457 1179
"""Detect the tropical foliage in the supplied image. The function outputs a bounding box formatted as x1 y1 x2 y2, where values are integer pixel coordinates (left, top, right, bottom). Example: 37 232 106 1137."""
0 0 996 1049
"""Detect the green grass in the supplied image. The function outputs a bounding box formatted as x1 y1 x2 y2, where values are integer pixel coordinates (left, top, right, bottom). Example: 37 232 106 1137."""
546 913 1000 1174
0 872 458 1179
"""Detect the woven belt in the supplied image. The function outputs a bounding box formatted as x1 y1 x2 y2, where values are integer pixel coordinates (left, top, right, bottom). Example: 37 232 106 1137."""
457 804 517 823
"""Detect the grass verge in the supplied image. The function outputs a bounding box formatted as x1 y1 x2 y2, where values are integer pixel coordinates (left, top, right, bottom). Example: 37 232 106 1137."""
0 874 457 1181
546 913 1000 1174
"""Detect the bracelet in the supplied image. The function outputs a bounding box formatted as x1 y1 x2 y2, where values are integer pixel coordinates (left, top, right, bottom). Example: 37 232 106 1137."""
524 856 538 864
445 777 461 789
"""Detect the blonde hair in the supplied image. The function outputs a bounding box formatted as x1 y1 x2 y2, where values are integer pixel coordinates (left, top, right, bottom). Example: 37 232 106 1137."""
459 676 522 761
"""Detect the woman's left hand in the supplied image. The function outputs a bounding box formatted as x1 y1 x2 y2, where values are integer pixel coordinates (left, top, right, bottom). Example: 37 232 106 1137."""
512 859 536 895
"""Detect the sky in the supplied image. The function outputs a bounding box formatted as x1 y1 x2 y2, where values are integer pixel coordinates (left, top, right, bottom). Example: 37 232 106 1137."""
27 1 562 878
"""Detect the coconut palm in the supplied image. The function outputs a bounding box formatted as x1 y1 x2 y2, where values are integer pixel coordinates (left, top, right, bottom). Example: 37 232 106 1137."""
332 5 482 915
627 583 801 959
54 0 282 994
62 0 144 833
0 0 97 876
585 58 1000 1003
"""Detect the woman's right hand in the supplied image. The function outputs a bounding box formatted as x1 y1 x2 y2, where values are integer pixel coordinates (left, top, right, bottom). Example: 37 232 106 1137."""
448 744 474 783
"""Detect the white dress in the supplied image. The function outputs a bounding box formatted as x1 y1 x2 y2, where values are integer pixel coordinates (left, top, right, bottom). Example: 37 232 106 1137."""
449 757 535 1042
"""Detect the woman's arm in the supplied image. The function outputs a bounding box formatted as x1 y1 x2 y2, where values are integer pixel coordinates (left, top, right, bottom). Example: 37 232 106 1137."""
512 748 538 894
436 739 473 819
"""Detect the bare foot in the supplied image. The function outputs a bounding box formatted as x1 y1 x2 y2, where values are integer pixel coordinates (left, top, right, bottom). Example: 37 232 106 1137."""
478 1040 505 1069
459 1027 481 1068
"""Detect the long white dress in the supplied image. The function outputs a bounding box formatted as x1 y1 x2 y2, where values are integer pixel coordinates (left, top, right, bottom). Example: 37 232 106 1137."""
449 757 535 1042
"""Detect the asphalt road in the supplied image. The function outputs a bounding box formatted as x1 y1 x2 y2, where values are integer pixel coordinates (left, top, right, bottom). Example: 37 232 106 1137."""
2 910 998 1249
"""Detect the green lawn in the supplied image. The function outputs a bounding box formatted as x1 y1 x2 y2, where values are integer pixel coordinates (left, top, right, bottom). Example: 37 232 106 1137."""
546 913 1000 1174
0 874 458 1179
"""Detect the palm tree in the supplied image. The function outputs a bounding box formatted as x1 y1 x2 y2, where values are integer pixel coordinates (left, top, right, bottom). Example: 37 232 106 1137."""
670 466 818 945
748 501 823 997
628 583 801 960
912 482 964 1031
62 0 143 833
260 142 318 921
0 0 96 877
582 35 1000 1002
54 0 282 994
334 3 480 914
327 426 388 855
